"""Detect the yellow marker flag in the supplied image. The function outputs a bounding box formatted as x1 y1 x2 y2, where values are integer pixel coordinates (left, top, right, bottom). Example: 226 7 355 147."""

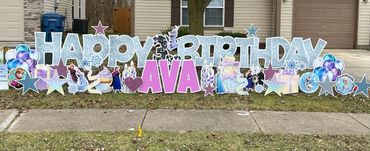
137 124 143 138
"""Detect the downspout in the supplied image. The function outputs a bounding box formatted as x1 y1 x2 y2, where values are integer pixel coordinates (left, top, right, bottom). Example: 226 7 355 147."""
275 0 281 36
131 0 135 37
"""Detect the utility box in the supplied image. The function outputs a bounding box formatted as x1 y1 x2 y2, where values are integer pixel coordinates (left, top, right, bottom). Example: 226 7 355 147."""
72 19 89 34
41 13 66 42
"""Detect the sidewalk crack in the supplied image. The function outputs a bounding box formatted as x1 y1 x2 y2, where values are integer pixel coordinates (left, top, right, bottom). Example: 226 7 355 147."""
2 110 21 131
346 113 370 130
249 111 262 132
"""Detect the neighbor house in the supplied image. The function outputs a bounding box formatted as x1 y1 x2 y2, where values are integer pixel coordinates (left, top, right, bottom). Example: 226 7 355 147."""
0 0 86 43
132 0 370 49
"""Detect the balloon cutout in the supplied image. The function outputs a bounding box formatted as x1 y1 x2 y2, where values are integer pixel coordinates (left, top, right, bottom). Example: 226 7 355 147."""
6 44 39 72
313 54 344 81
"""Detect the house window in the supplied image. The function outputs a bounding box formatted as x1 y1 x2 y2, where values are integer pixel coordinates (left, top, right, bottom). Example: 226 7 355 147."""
72 0 83 19
181 0 224 27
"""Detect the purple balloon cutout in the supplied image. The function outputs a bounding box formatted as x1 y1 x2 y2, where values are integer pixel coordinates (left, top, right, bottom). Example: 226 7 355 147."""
16 51 30 61
323 60 335 70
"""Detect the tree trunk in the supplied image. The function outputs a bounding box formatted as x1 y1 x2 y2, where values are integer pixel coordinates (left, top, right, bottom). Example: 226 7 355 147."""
188 0 211 35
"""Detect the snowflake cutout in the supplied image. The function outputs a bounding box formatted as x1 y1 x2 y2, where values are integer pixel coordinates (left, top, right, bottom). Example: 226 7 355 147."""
298 62 306 71
255 84 265 93
79 57 91 69
285 59 298 71
90 55 102 67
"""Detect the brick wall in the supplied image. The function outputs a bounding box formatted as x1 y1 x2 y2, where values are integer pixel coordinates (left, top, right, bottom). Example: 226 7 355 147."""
24 0 44 42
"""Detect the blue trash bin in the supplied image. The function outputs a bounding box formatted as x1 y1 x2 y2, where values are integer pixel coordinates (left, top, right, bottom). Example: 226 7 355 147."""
41 13 65 42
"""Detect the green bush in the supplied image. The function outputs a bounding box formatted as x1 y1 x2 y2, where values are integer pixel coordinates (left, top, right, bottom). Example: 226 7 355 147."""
161 26 190 37
216 31 246 38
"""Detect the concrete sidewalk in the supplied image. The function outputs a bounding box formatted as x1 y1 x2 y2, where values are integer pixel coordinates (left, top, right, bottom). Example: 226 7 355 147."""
1 109 369 135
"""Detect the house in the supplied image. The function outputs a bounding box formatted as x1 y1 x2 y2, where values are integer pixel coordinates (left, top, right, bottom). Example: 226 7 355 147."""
132 0 370 49
0 0 86 44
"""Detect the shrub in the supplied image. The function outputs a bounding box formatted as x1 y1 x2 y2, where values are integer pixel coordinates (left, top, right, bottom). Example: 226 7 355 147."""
216 31 246 38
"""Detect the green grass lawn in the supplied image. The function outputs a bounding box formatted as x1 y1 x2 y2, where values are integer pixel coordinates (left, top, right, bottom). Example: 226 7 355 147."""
1 90 369 113
0 131 369 150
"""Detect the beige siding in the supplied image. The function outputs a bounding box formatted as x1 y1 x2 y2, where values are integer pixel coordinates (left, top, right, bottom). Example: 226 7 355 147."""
279 0 293 40
223 0 275 41
134 0 275 41
44 0 86 30
134 0 171 40
358 0 370 46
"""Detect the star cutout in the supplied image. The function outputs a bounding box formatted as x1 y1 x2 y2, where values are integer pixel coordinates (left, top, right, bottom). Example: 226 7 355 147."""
317 76 336 96
264 63 279 80
204 84 215 96
17 71 40 95
262 75 285 97
51 59 68 78
92 20 109 35
354 74 370 98
245 24 259 37
45 71 67 95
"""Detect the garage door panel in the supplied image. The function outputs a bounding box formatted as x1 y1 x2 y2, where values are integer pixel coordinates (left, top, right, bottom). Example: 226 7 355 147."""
293 0 357 49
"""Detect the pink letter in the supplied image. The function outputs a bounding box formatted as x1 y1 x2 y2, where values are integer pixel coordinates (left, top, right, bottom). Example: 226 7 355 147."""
177 60 201 93
159 60 181 93
139 60 162 93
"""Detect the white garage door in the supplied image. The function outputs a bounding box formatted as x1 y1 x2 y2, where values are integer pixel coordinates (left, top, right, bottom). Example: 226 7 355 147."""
0 0 24 41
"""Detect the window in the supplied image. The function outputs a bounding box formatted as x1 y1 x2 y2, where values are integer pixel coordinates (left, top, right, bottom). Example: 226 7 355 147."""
72 0 83 19
181 0 224 27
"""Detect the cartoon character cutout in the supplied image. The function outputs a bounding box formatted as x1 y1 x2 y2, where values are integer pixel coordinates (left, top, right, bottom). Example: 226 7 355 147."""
201 61 215 89
152 26 180 62
299 72 320 94
167 25 179 51
8 68 25 89
111 66 122 93
246 70 254 90
216 56 242 93
66 64 88 94
335 74 355 95
153 35 170 61
122 61 137 93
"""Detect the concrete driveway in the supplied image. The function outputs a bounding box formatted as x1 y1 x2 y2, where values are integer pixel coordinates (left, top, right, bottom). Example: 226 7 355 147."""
323 49 370 80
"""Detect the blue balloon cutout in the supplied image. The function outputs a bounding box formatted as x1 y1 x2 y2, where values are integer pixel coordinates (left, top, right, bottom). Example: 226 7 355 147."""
15 44 30 52
314 67 328 81
323 54 336 62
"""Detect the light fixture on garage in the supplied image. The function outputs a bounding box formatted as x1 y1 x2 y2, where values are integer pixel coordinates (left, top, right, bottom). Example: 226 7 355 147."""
364 0 368 3
283 0 289 2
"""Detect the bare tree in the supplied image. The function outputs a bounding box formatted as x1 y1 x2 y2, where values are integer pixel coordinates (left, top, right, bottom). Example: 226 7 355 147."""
188 0 212 35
